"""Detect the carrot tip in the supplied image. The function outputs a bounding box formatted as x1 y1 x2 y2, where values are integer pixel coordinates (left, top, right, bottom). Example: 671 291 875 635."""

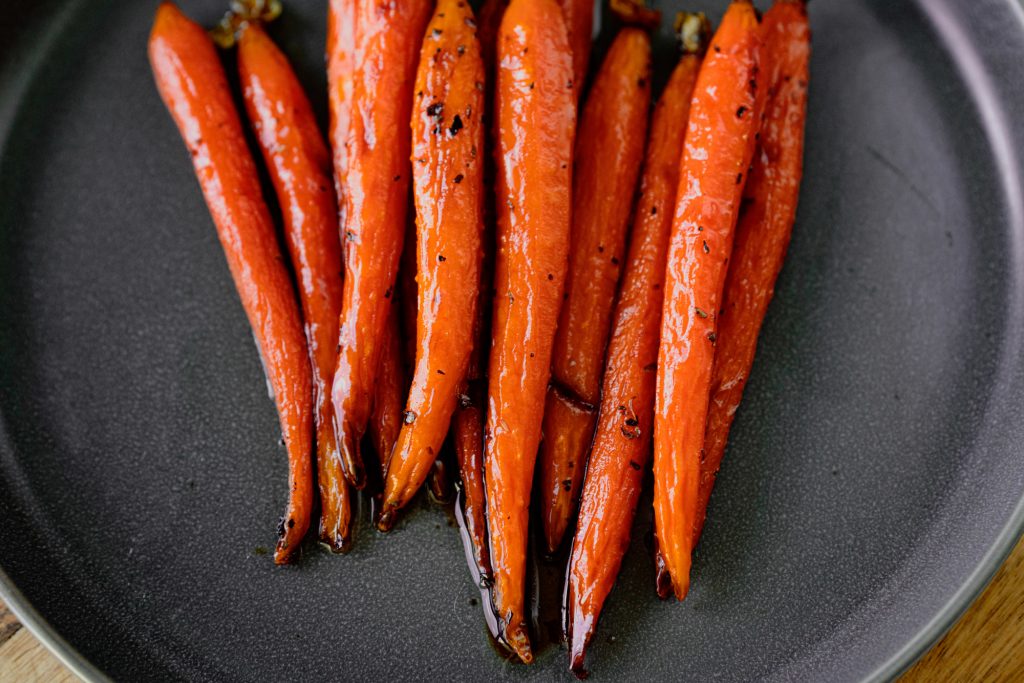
503 623 533 664
674 12 711 55
376 507 398 533
273 539 296 565
318 528 351 554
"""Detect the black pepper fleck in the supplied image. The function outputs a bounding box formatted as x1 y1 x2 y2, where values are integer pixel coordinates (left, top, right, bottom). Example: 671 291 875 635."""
449 115 463 136
454 173 464 184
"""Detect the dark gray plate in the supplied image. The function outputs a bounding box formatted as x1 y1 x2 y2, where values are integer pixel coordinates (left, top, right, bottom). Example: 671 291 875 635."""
2 0 1024 680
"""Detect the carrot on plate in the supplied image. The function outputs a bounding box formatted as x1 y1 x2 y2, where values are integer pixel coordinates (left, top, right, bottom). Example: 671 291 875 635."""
331 0 432 490
696 0 810 542
449 0 505 586
538 22 652 555
236 20 350 554
486 0 575 663
148 2 313 564
367 306 407 481
653 0 761 601
377 0 485 530
564 13 709 672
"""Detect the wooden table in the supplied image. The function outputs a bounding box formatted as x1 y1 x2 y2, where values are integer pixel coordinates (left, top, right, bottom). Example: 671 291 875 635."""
2 536 1023 681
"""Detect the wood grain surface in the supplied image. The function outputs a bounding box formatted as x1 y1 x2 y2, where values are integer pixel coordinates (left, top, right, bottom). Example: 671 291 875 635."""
1 535 1022 680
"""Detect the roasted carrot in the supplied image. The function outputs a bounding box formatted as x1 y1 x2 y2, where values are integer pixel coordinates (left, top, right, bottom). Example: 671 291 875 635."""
696 0 810 541
564 14 707 672
557 0 594 95
654 0 761 601
376 0 485 529
487 0 575 663
235 20 349 553
449 0 504 586
395 236 456 502
149 2 313 564
538 25 651 555
367 306 406 480
330 0 432 490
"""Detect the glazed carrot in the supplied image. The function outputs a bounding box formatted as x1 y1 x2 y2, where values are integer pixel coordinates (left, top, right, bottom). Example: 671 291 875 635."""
654 0 761 601
564 15 707 671
367 306 406 480
236 21 349 553
538 25 651 555
557 0 594 94
696 0 810 541
486 0 575 663
378 0 485 529
148 2 313 564
331 0 432 490
449 0 503 586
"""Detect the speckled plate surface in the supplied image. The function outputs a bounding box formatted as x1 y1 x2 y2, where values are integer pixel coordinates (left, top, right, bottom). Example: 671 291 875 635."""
2 0 1024 680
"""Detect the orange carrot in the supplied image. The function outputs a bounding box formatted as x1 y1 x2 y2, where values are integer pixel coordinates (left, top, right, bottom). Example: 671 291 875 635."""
149 2 313 564
367 306 406 480
696 0 810 541
654 0 761 601
486 0 575 663
377 0 485 529
236 21 349 553
565 14 708 671
450 0 505 585
331 0 432 490
538 25 651 555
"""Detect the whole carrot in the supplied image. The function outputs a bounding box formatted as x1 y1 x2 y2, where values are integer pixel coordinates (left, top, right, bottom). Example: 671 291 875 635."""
149 2 313 564
696 0 810 541
236 20 350 553
331 0 432 490
367 306 406 480
654 0 761 601
487 0 575 663
557 0 594 94
377 0 485 529
565 15 709 671
538 24 652 555
450 0 505 585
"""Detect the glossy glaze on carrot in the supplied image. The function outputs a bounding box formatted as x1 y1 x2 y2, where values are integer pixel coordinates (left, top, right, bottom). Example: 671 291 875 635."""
697 0 810 542
538 26 651 555
487 0 575 663
449 0 504 586
236 21 349 554
565 15 708 670
148 2 312 564
367 306 406 480
557 0 594 94
331 0 432 490
654 0 761 601
377 0 485 529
